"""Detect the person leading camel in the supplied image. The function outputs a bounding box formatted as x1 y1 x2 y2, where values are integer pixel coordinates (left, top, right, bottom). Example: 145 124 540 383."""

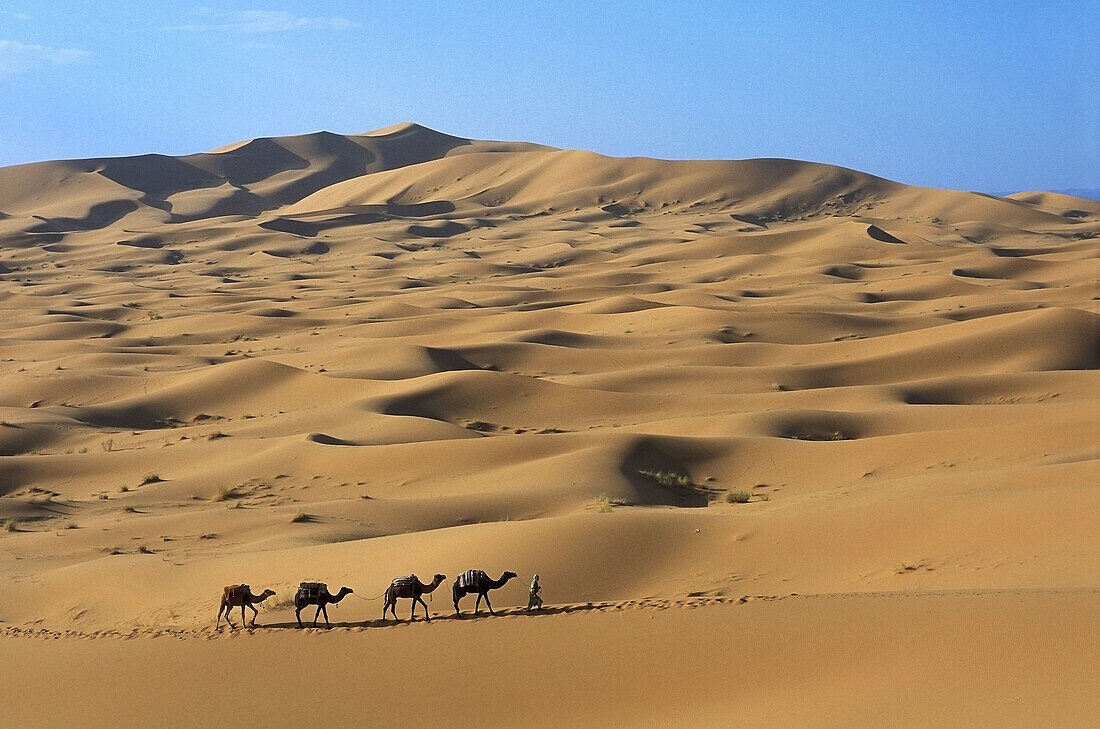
526 573 543 611
216 584 276 629
452 569 517 617
294 582 353 628
382 573 447 622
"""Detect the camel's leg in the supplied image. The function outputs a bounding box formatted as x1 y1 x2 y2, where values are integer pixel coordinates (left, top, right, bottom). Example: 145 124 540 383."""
484 592 495 615
475 592 483 614
216 598 225 628
295 605 303 628
313 603 322 627
321 604 331 628
248 602 259 626
417 596 430 622
453 586 462 617
410 597 417 621
240 604 246 627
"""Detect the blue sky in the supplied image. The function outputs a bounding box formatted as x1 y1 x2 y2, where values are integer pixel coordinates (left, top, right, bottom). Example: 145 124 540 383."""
1 1 1097 192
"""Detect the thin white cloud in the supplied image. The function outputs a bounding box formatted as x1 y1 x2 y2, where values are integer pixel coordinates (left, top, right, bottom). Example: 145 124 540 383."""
165 8 360 33
0 11 32 21
0 40 92 77
237 40 281 50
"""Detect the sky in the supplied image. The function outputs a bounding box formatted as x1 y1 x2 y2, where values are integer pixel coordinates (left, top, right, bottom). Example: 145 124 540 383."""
1 1 1097 192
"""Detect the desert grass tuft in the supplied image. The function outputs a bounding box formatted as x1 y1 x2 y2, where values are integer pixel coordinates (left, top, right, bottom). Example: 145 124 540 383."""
212 484 242 502
593 494 626 513
725 490 752 504
3 518 19 532
638 469 696 490
290 512 312 523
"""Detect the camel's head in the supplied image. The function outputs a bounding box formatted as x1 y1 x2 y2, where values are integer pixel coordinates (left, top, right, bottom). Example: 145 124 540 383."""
432 573 447 585
338 586 354 597
503 571 518 582
258 589 276 601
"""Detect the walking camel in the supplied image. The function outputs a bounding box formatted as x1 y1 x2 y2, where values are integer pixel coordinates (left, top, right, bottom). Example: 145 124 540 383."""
382 573 447 622
216 584 276 629
453 570 517 617
294 582 353 628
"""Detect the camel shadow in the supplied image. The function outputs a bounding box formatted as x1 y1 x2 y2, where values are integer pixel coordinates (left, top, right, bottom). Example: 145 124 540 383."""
227 603 610 632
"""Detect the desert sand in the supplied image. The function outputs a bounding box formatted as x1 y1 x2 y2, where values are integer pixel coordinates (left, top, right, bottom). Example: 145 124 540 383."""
0 123 1096 727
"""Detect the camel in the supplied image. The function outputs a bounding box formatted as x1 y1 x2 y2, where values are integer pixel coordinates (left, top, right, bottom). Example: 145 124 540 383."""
382 573 447 622
216 584 276 629
294 582 353 628
452 569 517 617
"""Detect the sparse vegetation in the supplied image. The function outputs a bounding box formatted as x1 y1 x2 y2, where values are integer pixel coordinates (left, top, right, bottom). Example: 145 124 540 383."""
290 512 312 523
212 485 239 502
207 431 229 440
726 490 752 503
62 521 78 529
593 494 626 513
788 430 852 442
3 518 19 532
141 472 163 485
638 469 696 490
101 438 114 452
464 420 494 432
138 544 155 554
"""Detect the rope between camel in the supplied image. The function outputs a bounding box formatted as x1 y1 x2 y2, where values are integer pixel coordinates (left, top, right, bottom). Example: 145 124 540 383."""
351 590 387 602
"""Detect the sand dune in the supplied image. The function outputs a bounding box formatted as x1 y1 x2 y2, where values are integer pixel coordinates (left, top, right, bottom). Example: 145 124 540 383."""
0 124 1096 727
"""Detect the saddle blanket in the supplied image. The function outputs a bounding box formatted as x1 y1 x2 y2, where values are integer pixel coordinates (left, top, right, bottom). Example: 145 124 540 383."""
298 582 326 599
226 584 249 600
392 575 417 590
457 570 481 589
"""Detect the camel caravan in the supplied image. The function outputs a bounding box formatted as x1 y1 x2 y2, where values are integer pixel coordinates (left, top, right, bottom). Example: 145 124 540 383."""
216 569 537 629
